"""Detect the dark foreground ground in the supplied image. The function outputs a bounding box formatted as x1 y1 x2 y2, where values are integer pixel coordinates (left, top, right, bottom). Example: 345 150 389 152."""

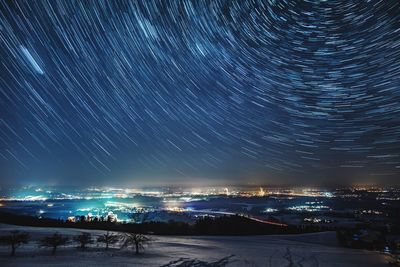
0 223 389 267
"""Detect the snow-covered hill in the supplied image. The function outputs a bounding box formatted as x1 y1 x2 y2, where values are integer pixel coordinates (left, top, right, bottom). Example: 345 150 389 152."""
0 224 388 266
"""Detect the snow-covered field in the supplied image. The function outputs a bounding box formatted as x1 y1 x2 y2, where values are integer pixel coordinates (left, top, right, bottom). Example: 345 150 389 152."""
0 224 389 266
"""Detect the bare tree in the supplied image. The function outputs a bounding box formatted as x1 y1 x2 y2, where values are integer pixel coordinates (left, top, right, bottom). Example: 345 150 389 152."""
73 232 93 250
39 232 69 255
97 231 120 250
0 230 30 256
120 207 152 254
121 233 151 254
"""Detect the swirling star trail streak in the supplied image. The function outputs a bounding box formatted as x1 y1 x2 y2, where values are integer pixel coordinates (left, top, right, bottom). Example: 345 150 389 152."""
0 0 400 185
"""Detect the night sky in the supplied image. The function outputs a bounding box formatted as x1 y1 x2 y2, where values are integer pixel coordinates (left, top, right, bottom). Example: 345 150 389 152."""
1 0 400 186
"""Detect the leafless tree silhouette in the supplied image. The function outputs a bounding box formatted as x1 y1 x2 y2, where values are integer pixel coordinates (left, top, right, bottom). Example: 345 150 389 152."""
121 232 151 254
97 231 120 250
73 232 93 250
39 232 69 255
0 230 30 256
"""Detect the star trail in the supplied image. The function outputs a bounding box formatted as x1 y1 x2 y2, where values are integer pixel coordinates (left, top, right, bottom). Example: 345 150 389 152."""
1 0 400 185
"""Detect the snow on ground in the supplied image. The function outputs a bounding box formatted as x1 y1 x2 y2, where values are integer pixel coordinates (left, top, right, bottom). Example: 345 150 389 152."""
0 224 389 266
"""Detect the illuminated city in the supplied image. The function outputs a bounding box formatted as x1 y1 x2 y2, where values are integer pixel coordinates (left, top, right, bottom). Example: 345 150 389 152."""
1 185 399 227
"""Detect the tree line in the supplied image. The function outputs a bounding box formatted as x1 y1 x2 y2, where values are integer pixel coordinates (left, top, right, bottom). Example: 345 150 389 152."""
0 211 327 236
0 230 150 256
